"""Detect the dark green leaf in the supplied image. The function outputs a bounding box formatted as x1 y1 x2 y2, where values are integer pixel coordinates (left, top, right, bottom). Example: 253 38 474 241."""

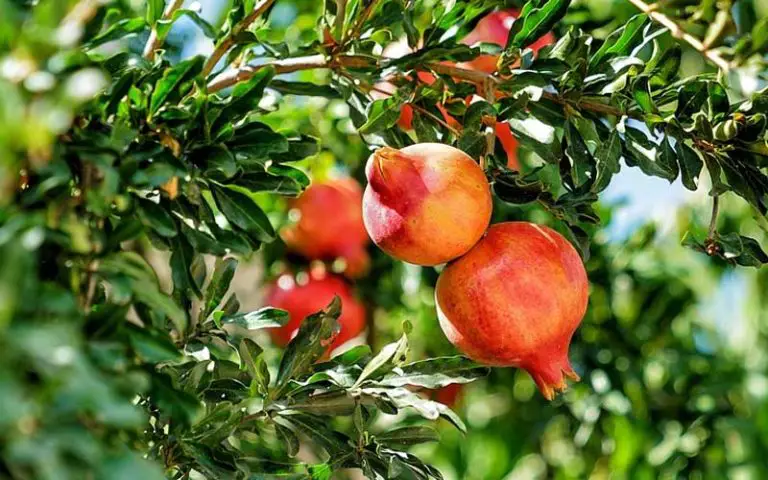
202 257 238 320
359 97 406 134
676 141 704 191
506 0 571 51
136 197 176 237
210 184 276 242
149 56 204 115
377 426 440 446
588 14 647 70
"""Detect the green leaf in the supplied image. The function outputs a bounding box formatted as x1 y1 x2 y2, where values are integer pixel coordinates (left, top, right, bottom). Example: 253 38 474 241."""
361 387 466 432
128 326 181 363
220 307 289 330
136 197 176 237
147 0 165 24
588 14 647 70
192 145 238 181
149 56 204 116
377 426 440 446
632 76 655 114
286 390 357 415
87 18 147 48
506 0 571 51
210 184 276 242
592 130 621 192
359 97 405 134
352 332 409 388
275 423 300 457
202 257 238 319
657 137 680 182
676 141 704 191
170 235 202 299
457 131 487 159
734 235 768 267
624 127 676 182
216 66 275 124
274 298 342 396
375 356 489 389
270 80 340 98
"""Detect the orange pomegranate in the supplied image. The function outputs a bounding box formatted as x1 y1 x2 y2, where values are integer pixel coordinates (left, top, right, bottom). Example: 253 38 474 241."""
265 270 366 352
435 222 588 400
281 178 370 278
363 143 492 266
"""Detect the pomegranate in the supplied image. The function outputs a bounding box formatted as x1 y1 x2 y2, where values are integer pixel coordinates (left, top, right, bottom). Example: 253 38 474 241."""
281 178 370 278
265 270 366 352
363 143 492 266
435 222 588 400
460 9 556 73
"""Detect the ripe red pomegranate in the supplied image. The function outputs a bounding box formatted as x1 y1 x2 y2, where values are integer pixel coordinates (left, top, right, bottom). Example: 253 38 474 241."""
363 143 492 266
460 9 556 73
435 222 588 400
281 178 369 278
265 270 366 352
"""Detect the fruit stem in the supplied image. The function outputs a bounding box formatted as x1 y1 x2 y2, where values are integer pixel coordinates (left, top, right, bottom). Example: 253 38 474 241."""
707 195 720 241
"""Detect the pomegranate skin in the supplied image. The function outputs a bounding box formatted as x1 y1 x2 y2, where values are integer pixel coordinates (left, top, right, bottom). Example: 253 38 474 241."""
265 271 366 352
435 222 588 400
460 9 556 73
281 178 370 278
363 143 492 266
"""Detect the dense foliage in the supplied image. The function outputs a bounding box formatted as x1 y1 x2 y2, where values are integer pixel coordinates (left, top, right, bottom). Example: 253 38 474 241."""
1 0 767 478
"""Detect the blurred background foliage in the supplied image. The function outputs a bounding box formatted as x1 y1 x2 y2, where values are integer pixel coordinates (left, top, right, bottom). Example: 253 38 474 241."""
1 0 768 479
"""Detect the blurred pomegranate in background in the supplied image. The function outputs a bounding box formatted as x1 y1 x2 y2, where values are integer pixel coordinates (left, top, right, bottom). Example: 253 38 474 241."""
430 384 464 407
460 9 556 73
265 270 366 352
281 178 370 278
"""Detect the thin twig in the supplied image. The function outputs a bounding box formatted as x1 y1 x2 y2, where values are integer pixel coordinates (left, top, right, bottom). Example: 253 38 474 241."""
707 195 720 240
207 54 375 92
345 0 384 43
143 0 185 61
201 0 277 77
427 62 500 85
627 0 730 72
207 54 330 92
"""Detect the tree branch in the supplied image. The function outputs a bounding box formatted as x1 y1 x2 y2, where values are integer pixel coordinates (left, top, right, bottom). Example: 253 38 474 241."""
207 54 375 92
202 0 277 78
627 0 730 72
143 0 185 61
